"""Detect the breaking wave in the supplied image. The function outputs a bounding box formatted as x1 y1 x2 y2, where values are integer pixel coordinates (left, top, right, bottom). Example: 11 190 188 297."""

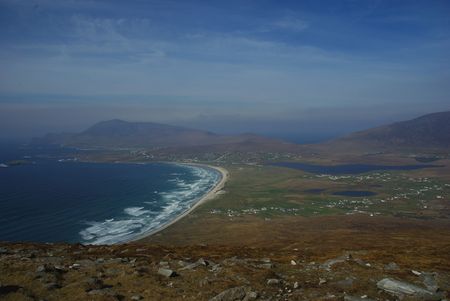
79 164 221 245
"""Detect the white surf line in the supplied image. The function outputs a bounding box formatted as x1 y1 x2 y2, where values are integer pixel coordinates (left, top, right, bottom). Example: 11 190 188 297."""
123 163 228 243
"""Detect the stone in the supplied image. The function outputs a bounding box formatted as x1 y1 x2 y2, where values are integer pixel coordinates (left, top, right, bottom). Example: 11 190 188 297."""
377 278 442 300
335 277 354 289
244 291 258 300
0 247 9 255
422 273 439 293
293 282 299 289
267 279 280 285
158 268 177 278
290 260 297 265
131 295 143 300
384 262 399 271
412 270 422 276
321 254 349 270
209 286 246 301
36 265 46 273
319 278 327 285
258 263 274 269
344 296 376 301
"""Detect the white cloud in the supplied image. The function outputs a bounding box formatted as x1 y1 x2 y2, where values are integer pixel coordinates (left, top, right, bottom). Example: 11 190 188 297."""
272 17 309 32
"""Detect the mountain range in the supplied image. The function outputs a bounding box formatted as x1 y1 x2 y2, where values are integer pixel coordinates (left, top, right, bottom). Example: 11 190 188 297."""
34 110 450 151
33 119 296 151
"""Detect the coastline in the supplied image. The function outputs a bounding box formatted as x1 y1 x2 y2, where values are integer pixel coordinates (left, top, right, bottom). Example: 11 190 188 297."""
126 163 229 243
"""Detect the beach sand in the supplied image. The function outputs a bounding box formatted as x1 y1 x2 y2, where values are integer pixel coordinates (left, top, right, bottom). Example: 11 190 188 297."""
129 164 228 243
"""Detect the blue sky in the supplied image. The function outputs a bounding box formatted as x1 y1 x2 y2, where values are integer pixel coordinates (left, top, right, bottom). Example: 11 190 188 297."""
0 0 449 141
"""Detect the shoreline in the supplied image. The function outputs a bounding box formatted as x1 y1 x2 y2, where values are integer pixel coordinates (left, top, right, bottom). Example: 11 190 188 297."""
125 163 229 243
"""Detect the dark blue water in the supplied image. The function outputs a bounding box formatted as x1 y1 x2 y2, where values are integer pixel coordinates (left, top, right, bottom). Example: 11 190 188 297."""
332 191 377 197
272 162 442 175
0 144 220 244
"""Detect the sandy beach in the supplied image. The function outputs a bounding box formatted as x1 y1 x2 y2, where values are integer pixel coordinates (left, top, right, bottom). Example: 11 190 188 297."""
129 163 229 243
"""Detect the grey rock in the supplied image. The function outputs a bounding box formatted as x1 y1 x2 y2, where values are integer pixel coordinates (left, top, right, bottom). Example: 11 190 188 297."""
321 254 350 270
131 295 143 300
0 247 9 255
158 268 177 277
257 263 274 269
377 278 442 300
384 262 399 271
344 296 375 301
267 279 280 285
209 286 246 301
36 265 46 273
335 277 354 289
422 272 439 293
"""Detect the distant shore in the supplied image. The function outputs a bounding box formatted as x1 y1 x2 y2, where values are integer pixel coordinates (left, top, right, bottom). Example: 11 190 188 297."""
128 163 228 243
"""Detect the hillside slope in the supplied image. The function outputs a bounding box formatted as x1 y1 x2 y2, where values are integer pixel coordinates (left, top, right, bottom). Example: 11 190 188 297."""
328 111 450 150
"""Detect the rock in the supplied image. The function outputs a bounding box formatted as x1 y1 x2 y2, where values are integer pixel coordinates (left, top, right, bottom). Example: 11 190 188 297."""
319 278 327 285
293 282 299 289
290 260 297 265
0 247 9 255
131 295 143 300
257 263 274 269
267 279 280 285
36 265 47 273
209 286 246 301
335 277 354 289
354 258 371 267
377 278 442 300
158 268 177 278
384 262 399 271
344 296 375 301
412 270 422 276
321 254 350 270
422 272 439 293
159 261 169 266
244 291 258 300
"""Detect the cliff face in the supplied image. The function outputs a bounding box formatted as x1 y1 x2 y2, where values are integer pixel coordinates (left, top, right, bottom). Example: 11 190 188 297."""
0 241 448 301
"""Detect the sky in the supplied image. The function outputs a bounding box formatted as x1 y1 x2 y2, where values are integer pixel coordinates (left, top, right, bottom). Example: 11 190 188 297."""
0 0 449 143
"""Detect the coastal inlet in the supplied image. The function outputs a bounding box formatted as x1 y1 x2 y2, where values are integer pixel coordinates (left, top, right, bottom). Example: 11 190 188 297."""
0 160 221 245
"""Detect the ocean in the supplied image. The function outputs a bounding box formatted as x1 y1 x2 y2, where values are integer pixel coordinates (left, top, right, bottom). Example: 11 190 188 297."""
0 143 221 245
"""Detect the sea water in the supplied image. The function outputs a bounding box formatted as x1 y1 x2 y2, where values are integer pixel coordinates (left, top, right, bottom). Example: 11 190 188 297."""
0 143 220 244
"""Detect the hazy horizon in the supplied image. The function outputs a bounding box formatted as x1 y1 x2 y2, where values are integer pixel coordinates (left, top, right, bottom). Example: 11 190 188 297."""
1 0 449 142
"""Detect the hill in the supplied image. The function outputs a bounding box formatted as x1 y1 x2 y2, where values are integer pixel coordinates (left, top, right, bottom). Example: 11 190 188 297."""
326 111 450 151
33 119 296 152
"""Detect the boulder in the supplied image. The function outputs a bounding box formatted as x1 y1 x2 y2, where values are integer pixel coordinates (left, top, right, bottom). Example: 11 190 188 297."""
158 268 177 278
377 278 442 300
209 286 246 301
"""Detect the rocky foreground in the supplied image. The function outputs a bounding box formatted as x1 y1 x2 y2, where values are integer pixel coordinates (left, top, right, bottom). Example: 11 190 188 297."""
0 243 448 301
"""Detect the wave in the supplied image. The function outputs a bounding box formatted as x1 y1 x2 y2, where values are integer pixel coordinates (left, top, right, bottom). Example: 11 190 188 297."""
79 164 221 245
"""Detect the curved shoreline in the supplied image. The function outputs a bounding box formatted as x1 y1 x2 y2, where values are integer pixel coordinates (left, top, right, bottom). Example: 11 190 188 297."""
125 163 228 243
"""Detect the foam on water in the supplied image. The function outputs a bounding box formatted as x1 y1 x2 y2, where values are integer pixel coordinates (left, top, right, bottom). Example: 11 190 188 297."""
79 164 221 245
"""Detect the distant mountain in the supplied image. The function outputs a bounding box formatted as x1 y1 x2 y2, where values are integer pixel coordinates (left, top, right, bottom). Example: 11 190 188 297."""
328 111 450 150
34 119 295 151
